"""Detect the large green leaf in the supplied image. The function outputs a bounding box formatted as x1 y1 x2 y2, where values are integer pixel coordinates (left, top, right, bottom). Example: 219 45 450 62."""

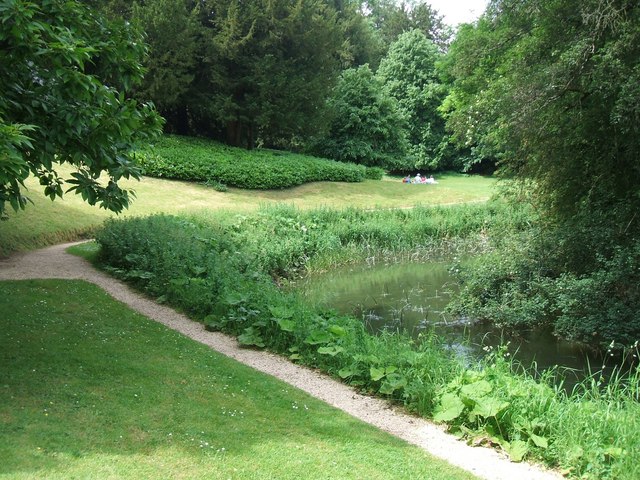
317 346 344 356
460 379 492 400
370 366 386 381
275 318 296 332
379 373 407 395
505 439 529 462
470 396 509 419
304 329 332 345
433 393 465 423
529 433 548 449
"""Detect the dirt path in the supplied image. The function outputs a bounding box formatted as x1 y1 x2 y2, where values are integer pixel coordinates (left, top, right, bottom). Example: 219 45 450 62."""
0 243 562 480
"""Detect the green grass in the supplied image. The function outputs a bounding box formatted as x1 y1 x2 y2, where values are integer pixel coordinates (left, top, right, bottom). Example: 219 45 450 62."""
0 279 476 479
0 161 496 257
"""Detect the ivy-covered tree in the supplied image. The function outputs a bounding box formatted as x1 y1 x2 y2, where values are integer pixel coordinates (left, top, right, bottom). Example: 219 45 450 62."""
0 0 162 215
377 29 453 170
310 65 408 169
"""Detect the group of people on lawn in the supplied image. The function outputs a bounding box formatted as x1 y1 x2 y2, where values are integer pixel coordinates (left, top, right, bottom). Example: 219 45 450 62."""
402 173 437 184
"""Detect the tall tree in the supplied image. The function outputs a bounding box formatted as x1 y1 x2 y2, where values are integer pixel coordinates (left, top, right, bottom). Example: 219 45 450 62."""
130 0 200 134
0 0 162 215
364 0 451 49
445 0 640 263
209 0 344 148
377 29 451 170
310 65 408 169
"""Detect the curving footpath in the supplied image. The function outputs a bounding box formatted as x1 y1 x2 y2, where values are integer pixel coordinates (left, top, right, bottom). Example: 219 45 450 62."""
0 242 562 480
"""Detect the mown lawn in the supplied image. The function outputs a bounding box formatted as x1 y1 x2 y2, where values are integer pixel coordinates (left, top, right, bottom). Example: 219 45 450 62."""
0 161 495 257
0 279 477 480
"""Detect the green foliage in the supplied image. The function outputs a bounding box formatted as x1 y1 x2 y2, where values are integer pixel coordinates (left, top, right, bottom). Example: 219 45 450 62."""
130 0 199 113
108 0 345 147
364 166 385 180
442 0 640 351
96 208 640 478
310 65 409 170
434 348 555 462
95 206 507 409
0 0 163 215
450 228 640 346
444 0 640 256
376 29 455 171
362 0 452 50
138 135 373 189
208 201 527 278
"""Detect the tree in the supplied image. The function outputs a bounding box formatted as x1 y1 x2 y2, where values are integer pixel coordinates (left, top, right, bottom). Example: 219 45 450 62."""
205 0 344 149
363 0 451 50
0 0 163 216
377 29 452 170
130 0 200 135
444 0 640 345
310 65 408 169
445 0 640 255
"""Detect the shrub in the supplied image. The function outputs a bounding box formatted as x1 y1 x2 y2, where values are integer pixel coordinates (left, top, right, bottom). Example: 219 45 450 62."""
364 166 385 180
138 135 371 189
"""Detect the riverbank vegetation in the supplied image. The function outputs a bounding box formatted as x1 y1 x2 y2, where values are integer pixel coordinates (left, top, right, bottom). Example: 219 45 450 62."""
440 0 640 350
95 204 639 479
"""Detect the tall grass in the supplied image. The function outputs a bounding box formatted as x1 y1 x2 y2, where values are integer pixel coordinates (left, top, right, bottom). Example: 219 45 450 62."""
194 200 529 277
95 203 640 478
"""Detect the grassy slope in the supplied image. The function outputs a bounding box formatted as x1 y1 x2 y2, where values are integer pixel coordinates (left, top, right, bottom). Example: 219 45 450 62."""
0 279 476 480
0 162 495 256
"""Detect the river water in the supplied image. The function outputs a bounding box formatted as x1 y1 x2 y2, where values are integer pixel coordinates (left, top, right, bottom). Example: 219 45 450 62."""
298 260 612 388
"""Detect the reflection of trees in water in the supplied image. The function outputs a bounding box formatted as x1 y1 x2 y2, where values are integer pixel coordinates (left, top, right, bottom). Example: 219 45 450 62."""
301 260 612 389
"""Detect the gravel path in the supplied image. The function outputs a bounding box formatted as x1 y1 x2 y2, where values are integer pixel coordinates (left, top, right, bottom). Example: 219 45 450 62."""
0 243 563 480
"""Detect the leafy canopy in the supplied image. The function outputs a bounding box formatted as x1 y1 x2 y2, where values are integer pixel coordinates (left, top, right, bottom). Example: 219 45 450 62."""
445 0 640 237
377 29 452 170
310 65 408 169
0 0 163 216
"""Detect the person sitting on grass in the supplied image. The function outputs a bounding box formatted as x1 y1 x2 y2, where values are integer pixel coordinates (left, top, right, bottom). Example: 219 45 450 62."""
415 173 422 183
425 175 438 184
402 175 412 183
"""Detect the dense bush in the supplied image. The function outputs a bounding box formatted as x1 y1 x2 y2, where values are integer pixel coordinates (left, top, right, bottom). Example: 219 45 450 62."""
138 135 380 189
449 231 640 347
309 65 410 171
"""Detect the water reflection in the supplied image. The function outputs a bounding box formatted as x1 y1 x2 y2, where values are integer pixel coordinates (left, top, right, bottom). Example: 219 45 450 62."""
299 260 609 388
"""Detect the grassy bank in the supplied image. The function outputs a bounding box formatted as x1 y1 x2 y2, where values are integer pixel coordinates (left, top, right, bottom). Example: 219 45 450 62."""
0 279 476 480
0 162 495 257
95 205 640 479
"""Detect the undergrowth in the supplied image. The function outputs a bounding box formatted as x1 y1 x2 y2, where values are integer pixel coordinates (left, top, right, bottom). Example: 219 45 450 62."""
95 203 639 479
